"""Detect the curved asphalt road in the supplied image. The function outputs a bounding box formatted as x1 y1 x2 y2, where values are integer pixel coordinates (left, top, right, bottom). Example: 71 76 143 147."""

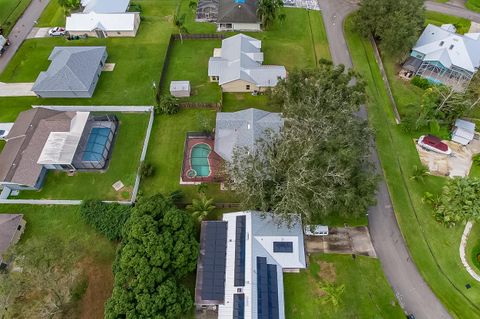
316 0 480 318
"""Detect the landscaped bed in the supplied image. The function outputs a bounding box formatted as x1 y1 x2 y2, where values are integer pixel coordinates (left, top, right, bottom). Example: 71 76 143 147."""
15 113 149 201
345 15 480 318
284 254 404 318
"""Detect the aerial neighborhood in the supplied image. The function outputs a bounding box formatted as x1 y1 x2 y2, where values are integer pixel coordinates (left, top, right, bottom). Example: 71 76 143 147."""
0 0 480 318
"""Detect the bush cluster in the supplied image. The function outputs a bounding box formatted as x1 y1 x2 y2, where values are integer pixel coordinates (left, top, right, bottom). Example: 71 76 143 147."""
80 200 131 241
411 76 431 90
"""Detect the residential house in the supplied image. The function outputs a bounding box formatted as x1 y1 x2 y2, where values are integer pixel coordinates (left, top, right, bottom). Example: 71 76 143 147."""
0 108 117 191
208 34 287 92
0 214 26 268
195 211 307 318
32 46 107 98
403 24 480 91
216 0 261 31
66 0 140 37
214 108 283 162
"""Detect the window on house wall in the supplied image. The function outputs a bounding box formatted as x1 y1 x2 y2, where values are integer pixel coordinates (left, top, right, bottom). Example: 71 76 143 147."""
17 225 22 231
246 85 250 90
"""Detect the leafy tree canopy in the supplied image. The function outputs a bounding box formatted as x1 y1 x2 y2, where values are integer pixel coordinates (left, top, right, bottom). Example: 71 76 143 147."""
105 194 198 319
227 65 377 225
432 177 480 227
354 0 425 57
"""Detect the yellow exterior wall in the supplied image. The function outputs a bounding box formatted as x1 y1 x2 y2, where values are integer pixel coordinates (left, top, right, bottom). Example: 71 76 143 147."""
221 80 259 92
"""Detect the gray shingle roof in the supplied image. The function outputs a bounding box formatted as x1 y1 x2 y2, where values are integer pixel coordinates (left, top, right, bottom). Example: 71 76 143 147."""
32 46 106 93
214 108 283 161
0 214 24 261
208 34 286 87
0 108 75 188
217 0 258 23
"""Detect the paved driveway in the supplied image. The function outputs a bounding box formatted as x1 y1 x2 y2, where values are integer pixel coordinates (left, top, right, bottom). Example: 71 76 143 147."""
0 82 35 96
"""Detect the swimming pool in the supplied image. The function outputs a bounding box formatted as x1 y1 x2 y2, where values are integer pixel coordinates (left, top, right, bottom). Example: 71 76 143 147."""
82 127 111 161
190 143 211 177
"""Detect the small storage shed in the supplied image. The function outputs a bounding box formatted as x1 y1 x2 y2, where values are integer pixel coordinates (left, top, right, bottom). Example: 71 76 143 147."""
170 81 191 97
452 119 476 145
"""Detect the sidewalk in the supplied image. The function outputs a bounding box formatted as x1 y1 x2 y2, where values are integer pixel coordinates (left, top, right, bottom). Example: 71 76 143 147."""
0 0 51 74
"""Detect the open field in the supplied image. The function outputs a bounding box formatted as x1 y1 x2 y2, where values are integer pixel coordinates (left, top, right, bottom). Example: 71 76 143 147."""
284 254 404 318
16 113 149 200
0 0 32 35
0 205 116 318
345 15 480 318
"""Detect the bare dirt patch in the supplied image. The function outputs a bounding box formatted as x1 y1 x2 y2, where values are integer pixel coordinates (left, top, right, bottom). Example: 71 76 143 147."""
78 258 114 319
316 260 337 283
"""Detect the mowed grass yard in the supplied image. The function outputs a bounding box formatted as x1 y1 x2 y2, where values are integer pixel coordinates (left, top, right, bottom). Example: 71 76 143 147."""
284 254 404 318
160 39 222 103
0 206 116 318
345 15 480 318
0 0 32 35
16 113 149 200
0 0 178 106
467 223 480 273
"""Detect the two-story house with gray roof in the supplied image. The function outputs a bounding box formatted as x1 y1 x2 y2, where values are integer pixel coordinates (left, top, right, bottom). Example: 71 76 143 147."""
32 46 107 98
403 24 480 91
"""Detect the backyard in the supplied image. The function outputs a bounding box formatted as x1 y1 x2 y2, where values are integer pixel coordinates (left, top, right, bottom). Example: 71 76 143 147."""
467 223 480 273
345 14 480 318
284 254 404 318
0 0 32 35
16 113 149 201
0 204 116 319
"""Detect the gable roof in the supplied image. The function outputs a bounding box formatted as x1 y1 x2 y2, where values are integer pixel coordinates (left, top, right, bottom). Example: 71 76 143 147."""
66 12 137 32
217 0 259 24
32 46 106 93
208 34 286 87
0 108 77 187
214 108 283 162
0 214 24 262
81 0 130 13
413 24 480 73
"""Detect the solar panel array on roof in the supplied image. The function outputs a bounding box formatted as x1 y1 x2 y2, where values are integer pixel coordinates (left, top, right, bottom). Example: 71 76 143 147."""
201 222 228 301
234 215 246 286
257 257 279 319
273 241 293 253
233 293 245 319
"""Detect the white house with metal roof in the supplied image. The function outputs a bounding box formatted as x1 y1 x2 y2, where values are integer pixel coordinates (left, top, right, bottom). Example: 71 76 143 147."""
32 46 107 98
214 108 283 162
403 24 480 91
208 34 286 92
66 0 140 37
195 211 306 319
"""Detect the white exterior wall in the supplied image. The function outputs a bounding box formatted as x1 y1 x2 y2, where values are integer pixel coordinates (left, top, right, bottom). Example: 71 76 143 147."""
217 22 261 32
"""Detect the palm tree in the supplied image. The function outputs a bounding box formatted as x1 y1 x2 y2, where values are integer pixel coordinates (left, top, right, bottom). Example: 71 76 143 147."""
257 0 284 29
187 193 216 222
173 14 188 43
410 164 429 182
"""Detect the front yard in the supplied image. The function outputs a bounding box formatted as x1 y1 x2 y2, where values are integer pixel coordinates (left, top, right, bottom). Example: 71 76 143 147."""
284 254 404 318
16 113 149 201
345 15 480 318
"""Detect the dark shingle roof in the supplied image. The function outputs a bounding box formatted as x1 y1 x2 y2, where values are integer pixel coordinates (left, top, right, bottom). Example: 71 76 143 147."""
217 0 259 24
0 214 24 261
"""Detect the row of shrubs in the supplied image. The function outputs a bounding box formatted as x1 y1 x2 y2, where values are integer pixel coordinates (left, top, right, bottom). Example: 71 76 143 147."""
80 200 131 241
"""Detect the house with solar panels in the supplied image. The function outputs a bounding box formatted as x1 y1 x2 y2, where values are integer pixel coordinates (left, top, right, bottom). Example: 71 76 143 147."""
195 211 307 318
0 108 117 191
402 24 480 91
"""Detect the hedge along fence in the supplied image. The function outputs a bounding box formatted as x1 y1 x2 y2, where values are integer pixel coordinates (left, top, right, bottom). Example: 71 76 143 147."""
157 33 226 111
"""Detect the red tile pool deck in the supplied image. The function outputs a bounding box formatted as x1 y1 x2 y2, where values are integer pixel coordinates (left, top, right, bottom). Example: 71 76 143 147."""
181 134 224 184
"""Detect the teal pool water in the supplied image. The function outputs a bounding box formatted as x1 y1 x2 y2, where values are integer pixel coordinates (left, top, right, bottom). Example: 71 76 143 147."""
191 143 211 177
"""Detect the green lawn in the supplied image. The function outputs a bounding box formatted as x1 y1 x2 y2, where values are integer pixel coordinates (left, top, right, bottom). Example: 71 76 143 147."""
284 254 404 318
0 0 178 106
161 39 222 103
0 206 116 317
345 15 480 318
466 0 480 13
467 223 480 272
425 11 472 34
36 0 66 27
0 0 32 35
16 113 149 200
